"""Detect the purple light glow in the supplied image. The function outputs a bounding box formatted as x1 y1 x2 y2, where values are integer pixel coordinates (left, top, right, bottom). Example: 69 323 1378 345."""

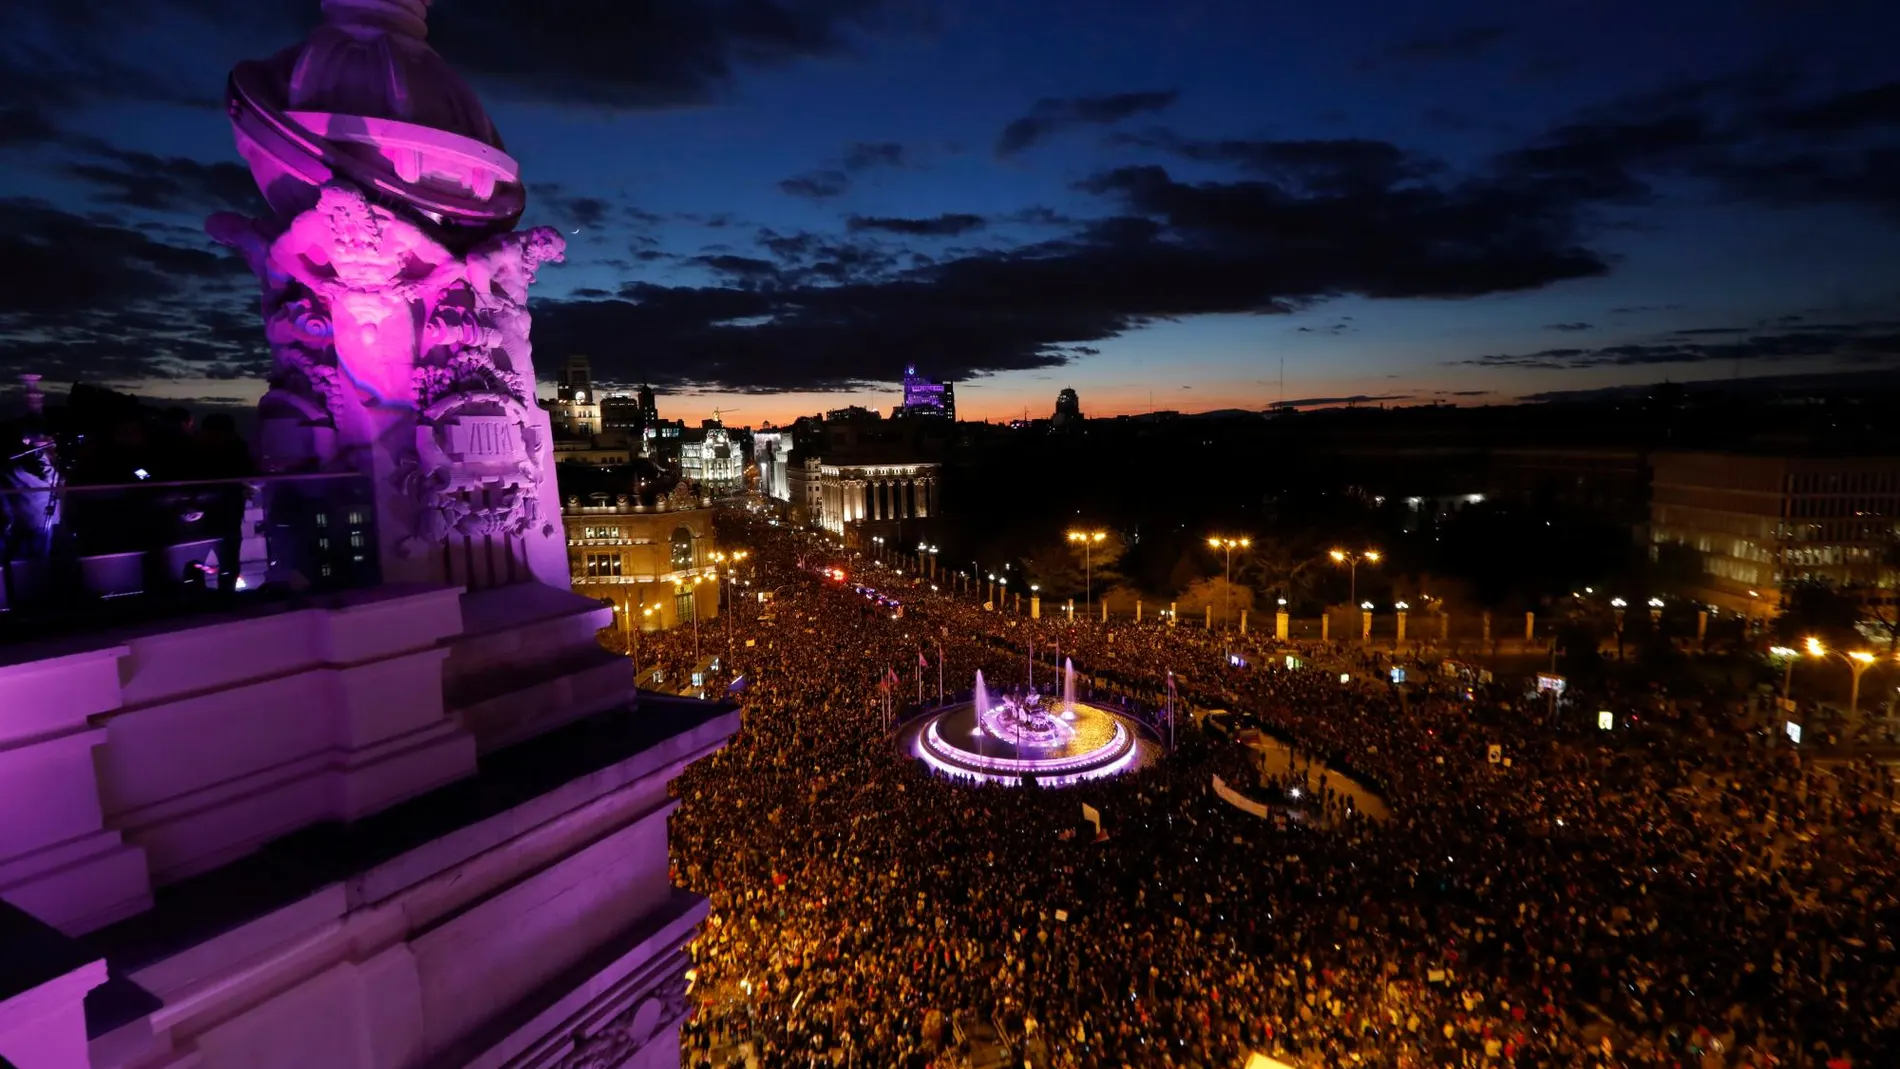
913 722 1141 786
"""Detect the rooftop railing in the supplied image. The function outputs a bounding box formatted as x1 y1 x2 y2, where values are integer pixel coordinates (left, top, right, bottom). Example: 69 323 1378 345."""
0 472 381 643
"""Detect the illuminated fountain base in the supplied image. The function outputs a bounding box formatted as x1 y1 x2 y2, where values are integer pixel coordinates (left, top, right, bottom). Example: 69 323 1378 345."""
901 685 1155 787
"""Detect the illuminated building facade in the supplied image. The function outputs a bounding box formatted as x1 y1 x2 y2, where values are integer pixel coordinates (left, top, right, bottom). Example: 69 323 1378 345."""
1053 387 1082 428
899 365 956 420
1649 450 1900 617
815 461 940 543
564 487 720 632
754 430 793 502
680 423 743 492
547 355 601 436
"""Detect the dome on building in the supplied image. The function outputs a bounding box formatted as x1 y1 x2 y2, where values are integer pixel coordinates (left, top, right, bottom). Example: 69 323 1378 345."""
224 0 524 246
283 0 501 150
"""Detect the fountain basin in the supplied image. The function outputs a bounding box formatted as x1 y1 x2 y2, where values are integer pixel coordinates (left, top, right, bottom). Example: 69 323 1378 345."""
903 696 1152 786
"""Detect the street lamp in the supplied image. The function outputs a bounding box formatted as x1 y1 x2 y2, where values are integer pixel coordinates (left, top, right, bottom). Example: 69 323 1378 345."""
1805 637 1881 717
1067 529 1108 618
616 600 656 677
709 550 749 654
1207 535 1251 631
1328 548 1381 608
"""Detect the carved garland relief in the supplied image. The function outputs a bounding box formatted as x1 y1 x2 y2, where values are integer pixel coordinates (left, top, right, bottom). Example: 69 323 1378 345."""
208 183 565 554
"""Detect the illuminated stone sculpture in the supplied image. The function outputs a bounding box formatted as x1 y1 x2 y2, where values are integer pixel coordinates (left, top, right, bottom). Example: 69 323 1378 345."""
210 0 568 588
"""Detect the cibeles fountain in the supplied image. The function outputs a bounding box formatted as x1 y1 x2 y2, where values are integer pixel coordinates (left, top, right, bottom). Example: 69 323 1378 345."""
901 661 1159 786
213 0 566 590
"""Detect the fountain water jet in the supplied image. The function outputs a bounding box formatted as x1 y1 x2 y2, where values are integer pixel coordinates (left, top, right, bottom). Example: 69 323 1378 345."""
905 663 1152 786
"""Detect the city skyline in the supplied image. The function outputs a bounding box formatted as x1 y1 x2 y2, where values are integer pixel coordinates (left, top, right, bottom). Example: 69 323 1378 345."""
2 0 1898 427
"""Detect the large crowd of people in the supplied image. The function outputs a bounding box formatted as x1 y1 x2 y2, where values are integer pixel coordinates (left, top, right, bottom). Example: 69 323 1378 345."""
663 511 1898 1069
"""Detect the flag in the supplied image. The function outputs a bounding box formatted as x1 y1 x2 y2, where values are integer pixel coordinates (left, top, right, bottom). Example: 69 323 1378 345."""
885 667 900 688
918 650 929 668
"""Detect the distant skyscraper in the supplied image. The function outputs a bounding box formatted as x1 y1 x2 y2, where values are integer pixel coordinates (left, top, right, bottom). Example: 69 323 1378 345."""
900 364 955 420
638 383 658 423
1053 387 1082 428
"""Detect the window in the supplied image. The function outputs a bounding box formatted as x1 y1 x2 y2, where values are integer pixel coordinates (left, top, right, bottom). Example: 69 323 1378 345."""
584 525 621 540
586 553 623 577
675 589 697 624
671 526 695 570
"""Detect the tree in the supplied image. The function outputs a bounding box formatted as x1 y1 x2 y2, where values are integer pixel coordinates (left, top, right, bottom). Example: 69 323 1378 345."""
1023 530 1126 601
1859 540 1900 652
1646 541 1707 600
1172 577 1256 625
1773 580 1863 648
1235 538 1323 608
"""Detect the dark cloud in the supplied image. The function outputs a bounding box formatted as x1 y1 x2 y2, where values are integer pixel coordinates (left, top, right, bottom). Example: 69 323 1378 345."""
60 143 264 216
1275 394 1413 407
534 130 1619 393
1076 163 1606 299
1609 304 1682 314
1361 27 1508 71
425 0 907 109
1447 389 1494 396
1462 321 1900 370
0 198 261 385
846 213 986 237
1546 322 1593 332
1518 366 1900 404
841 141 909 171
996 91 1179 157
529 183 615 229
0 105 60 147
1114 131 1440 194
778 170 852 200
1775 80 1900 134
4 0 910 114
773 141 916 202
1494 71 1900 213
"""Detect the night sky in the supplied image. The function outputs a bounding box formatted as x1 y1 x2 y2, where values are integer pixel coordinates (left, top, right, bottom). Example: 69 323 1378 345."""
3 0 1898 426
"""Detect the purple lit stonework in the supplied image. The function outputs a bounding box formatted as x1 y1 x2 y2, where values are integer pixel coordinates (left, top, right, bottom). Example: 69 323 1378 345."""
0 5 732 1069
214 0 567 591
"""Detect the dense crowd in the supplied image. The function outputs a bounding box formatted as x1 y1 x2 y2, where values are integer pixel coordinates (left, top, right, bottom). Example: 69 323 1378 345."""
665 511 1898 1069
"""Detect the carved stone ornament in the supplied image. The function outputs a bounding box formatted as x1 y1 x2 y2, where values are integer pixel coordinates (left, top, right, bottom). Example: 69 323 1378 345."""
554 970 691 1069
212 182 566 553
665 480 701 511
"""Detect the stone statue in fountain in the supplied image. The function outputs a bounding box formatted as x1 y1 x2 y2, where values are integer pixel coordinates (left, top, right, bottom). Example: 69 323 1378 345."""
206 0 571 588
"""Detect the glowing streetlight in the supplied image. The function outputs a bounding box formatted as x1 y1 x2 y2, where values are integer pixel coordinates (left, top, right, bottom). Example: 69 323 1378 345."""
1329 548 1381 607
1207 535 1251 631
1804 638 1882 717
1067 529 1109 618
614 600 657 675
